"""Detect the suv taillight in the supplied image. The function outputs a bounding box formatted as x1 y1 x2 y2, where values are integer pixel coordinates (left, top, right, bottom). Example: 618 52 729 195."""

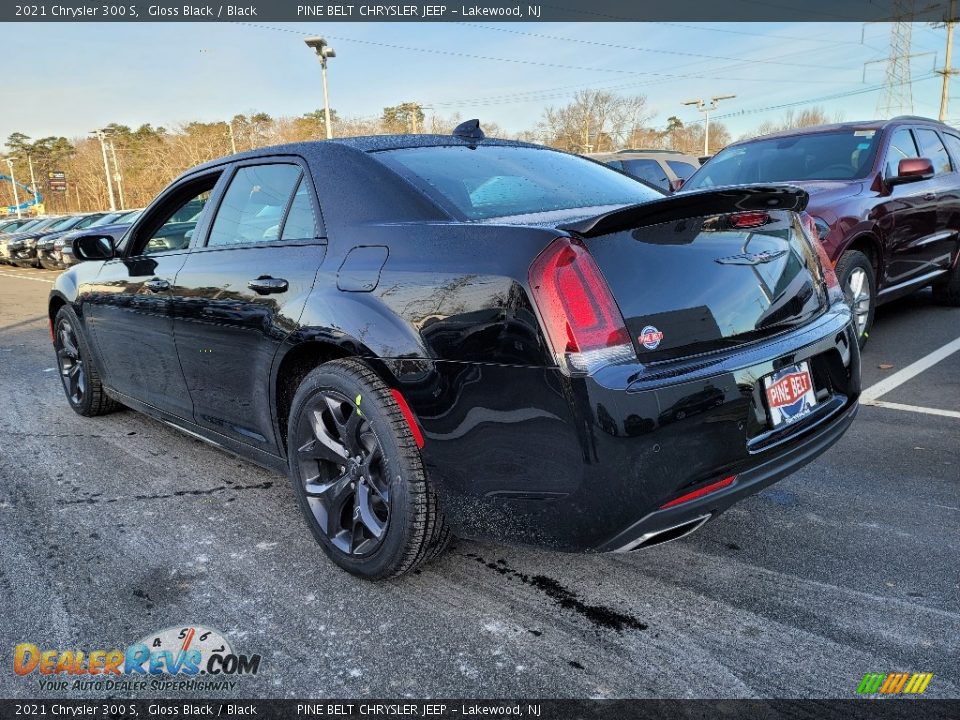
800 213 842 302
528 237 633 375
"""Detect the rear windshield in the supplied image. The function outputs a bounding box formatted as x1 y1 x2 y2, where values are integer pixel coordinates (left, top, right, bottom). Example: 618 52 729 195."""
378 145 662 220
684 129 882 189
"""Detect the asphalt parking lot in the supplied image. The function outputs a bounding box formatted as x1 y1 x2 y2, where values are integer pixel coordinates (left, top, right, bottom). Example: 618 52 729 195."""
0 265 957 700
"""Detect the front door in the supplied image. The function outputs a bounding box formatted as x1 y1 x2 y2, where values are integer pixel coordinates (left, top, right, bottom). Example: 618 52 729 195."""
171 160 325 453
83 174 222 417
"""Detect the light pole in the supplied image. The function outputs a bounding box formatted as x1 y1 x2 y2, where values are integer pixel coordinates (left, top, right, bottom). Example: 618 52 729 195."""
4 157 22 218
304 36 336 139
106 136 126 210
683 95 736 156
92 129 117 211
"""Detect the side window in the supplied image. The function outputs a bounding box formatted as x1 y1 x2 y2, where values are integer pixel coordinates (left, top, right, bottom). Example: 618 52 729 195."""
604 160 623 171
621 159 669 190
884 128 919 179
944 133 960 167
915 128 952 175
207 164 302 247
279 177 319 240
134 183 216 257
666 160 698 180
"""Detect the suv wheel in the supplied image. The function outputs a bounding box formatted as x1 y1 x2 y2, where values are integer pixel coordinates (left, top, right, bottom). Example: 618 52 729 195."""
287 359 450 579
931 258 960 306
53 306 120 417
835 250 875 348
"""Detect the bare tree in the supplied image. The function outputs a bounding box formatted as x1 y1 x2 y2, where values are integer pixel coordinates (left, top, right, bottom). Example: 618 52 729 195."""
539 91 653 153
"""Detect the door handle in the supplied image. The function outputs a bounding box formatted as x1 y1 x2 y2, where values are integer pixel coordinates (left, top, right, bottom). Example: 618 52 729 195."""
923 192 937 201
144 278 170 293
247 276 289 294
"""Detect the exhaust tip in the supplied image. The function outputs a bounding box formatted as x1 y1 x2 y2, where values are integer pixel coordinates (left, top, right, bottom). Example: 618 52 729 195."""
616 514 712 552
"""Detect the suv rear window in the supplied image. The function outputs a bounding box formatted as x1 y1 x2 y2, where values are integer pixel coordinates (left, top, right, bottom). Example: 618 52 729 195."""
378 145 662 220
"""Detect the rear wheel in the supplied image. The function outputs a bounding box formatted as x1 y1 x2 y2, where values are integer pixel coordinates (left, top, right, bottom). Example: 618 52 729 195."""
931 258 960 306
835 250 875 348
53 306 119 417
287 358 450 579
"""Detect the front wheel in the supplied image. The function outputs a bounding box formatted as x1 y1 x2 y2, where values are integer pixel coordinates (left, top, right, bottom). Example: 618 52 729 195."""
835 250 876 348
931 256 960 306
53 306 120 416
287 359 450 579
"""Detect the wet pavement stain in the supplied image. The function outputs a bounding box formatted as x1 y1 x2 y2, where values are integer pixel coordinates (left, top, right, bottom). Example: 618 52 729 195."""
464 553 648 633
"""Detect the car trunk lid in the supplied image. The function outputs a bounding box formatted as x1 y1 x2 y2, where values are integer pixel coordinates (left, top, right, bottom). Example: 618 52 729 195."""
559 186 829 363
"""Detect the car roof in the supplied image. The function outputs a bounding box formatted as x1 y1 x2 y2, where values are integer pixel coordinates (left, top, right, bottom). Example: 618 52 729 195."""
589 150 700 163
181 134 543 178
726 116 955 148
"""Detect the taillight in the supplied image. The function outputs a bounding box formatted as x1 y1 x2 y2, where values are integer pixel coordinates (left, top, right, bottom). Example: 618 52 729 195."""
799 213 842 302
727 211 770 229
528 237 633 375
659 475 736 510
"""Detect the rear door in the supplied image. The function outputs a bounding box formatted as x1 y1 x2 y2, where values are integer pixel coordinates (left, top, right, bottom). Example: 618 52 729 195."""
171 158 325 453
83 172 222 418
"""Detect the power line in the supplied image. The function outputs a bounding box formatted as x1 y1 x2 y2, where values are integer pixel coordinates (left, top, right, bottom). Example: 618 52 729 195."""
456 23 850 70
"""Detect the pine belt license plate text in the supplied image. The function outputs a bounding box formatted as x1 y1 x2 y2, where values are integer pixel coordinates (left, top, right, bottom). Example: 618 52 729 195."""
763 361 817 428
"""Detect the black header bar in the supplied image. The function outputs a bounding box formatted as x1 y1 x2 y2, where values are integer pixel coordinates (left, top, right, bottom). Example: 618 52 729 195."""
1 0 954 23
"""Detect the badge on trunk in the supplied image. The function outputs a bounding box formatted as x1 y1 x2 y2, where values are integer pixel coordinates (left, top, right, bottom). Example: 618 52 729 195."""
639 325 664 350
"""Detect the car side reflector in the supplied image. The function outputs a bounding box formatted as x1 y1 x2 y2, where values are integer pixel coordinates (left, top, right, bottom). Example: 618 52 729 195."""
390 389 425 449
659 475 736 509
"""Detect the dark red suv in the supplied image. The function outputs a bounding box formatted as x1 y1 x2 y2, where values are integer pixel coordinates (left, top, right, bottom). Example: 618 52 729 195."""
681 116 960 344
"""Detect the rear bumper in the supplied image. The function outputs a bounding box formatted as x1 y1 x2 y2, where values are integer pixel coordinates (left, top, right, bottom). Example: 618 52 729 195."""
398 303 860 552
598 397 857 552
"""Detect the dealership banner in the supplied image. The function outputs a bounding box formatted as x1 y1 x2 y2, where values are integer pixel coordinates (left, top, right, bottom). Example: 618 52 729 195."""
2 700 959 719
1 0 955 22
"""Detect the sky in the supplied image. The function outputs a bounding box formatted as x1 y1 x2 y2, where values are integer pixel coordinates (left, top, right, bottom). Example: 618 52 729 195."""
0 21 954 146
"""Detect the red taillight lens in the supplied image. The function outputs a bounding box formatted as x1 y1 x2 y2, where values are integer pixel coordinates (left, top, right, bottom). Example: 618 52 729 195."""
727 211 770 229
659 475 736 510
529 237 632 374
800 213 841 294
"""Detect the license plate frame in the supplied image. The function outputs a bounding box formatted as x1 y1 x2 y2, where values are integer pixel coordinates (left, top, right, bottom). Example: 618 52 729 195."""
763 361 818 428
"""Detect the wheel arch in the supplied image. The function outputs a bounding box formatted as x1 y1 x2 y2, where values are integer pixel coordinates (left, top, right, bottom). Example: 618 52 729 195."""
839 231 883 280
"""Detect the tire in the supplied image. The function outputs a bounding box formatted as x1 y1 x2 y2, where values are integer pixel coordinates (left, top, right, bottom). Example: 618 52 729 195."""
53 306 120 417
932 257 960 306
835 250 876 348
287 358 450 579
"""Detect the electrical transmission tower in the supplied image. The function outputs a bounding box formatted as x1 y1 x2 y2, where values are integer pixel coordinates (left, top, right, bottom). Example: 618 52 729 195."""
877 0 917 117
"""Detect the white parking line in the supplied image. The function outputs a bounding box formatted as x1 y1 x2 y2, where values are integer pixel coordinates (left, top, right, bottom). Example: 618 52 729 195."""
867 400 960 420
0 270 54 284
861 335 960 402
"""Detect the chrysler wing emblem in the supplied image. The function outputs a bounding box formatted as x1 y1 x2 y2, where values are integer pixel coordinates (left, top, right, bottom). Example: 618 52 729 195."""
715 249 787 266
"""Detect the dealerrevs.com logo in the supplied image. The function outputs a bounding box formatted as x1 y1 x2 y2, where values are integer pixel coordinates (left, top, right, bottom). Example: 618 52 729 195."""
14 625 261 692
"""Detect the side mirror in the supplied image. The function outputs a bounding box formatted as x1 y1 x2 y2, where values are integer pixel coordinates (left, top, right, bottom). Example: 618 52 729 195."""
889 157 934 185
669 178 685 193
72 234 115 261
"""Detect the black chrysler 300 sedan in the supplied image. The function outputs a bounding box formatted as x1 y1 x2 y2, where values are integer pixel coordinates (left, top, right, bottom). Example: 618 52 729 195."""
50 126 860 579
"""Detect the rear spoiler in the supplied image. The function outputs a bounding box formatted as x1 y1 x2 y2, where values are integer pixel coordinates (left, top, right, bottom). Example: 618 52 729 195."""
559 185 809 238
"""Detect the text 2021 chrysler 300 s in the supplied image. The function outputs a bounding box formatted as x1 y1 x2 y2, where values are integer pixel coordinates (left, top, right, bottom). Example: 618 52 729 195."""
49 125 861 579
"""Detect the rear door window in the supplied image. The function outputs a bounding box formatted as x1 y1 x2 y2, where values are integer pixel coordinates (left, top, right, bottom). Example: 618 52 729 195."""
620 159 670 190
943 133 960 167
207 164 302 246
914 128 952 175
666 160 698 180
279 177 319 240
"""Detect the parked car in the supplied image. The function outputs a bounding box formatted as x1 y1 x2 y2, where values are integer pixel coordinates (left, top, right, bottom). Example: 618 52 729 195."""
589 149 701 192
0 216 65 264
9 214 108 268
0 217 38 234
51 127 860 579
40 210 141 270
680 116 960 344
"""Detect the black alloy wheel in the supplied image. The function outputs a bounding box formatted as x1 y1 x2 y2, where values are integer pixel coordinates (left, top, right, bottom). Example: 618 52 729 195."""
287 359 451 579
294 390 392 557
55 318 86 406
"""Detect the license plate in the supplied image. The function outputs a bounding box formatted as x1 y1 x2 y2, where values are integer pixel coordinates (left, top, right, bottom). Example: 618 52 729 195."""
763 361 817 428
